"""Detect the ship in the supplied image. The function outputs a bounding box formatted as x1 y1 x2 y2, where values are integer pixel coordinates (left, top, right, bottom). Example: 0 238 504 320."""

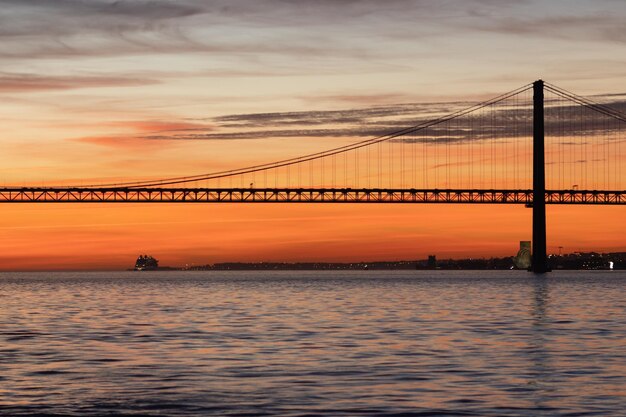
134 255 159 271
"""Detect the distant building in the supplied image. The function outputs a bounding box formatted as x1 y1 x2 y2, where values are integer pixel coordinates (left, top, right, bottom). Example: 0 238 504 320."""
427 255 437 269
513 241 532 269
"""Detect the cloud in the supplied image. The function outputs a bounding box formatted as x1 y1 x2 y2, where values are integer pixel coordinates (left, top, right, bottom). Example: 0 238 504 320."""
0 0 205 37
71 88 626 147
2 0 624 99
299 93 417 107
104 120 210 133
144 128 393 141
212 100 465 127
0 0 371 60
193 95 626 142
0 0 543 62
0 0 204 60
0 73 159 92
98 101 626 145
473 13 626 44
75 119 212 149
78 135 166 150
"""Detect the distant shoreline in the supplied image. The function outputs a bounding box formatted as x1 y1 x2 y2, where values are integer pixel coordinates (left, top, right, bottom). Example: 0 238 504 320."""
3 252 622 273
174 252 625 271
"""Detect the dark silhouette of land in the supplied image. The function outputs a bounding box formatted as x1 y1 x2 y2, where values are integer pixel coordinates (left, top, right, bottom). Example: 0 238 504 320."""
174 252 625 271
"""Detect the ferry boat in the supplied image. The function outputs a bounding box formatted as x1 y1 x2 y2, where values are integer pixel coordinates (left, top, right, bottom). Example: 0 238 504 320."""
134 255 159 271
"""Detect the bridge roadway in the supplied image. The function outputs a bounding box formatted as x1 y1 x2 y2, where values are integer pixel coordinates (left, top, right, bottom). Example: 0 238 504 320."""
0 187 624 204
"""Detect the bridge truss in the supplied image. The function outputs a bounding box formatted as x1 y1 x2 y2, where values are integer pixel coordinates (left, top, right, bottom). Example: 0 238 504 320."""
1 187 623 204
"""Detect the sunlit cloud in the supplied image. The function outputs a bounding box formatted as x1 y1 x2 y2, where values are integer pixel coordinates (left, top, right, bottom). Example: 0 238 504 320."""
474 13 626 43
0 73 159 92
75 119 212 149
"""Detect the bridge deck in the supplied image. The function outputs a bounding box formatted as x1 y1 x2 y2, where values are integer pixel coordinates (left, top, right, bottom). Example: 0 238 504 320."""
0 188 623 204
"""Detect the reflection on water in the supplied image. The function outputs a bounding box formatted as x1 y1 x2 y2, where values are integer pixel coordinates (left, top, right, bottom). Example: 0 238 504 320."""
529 277 552 414
0 270 625 416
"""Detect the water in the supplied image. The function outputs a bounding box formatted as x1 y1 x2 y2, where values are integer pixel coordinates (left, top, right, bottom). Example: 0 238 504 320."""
1 270 625 416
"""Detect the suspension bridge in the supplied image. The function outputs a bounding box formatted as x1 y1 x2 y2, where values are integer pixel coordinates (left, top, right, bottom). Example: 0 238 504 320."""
1 80 624 273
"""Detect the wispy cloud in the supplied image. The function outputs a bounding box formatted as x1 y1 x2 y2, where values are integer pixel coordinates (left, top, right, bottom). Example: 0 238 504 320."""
474 13 626 44
75 119 211 149
0 0 204 38
0 0 384 60
0 0 550 62
1 0 624 109
0 72 159 92
76 93 626 148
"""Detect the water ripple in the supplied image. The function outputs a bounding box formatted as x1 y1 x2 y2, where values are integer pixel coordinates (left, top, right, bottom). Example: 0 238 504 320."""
0 270 625 416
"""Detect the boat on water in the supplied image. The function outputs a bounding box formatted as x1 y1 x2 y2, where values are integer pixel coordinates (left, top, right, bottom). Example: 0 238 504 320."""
134 255 159 271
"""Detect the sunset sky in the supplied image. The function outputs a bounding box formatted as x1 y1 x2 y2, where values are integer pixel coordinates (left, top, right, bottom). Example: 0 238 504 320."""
1 0 625 270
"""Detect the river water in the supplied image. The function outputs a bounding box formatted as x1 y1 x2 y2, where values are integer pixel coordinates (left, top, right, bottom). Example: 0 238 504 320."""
0 270 624 416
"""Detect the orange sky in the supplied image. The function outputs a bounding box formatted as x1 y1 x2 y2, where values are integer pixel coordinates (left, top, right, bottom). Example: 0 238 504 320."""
0 1 625 270
1 203 624 271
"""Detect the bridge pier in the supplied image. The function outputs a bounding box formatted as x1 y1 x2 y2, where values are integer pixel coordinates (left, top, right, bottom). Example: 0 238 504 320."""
531 80 551 273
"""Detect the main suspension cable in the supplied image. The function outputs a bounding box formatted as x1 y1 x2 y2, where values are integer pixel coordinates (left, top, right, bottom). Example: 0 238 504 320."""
72 83 534 189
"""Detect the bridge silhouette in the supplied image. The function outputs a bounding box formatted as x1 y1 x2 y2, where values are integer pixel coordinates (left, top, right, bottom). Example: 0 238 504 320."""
2 81 624 273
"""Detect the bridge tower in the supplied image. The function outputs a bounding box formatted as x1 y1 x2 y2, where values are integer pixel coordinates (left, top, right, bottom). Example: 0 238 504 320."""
531 80 551 273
